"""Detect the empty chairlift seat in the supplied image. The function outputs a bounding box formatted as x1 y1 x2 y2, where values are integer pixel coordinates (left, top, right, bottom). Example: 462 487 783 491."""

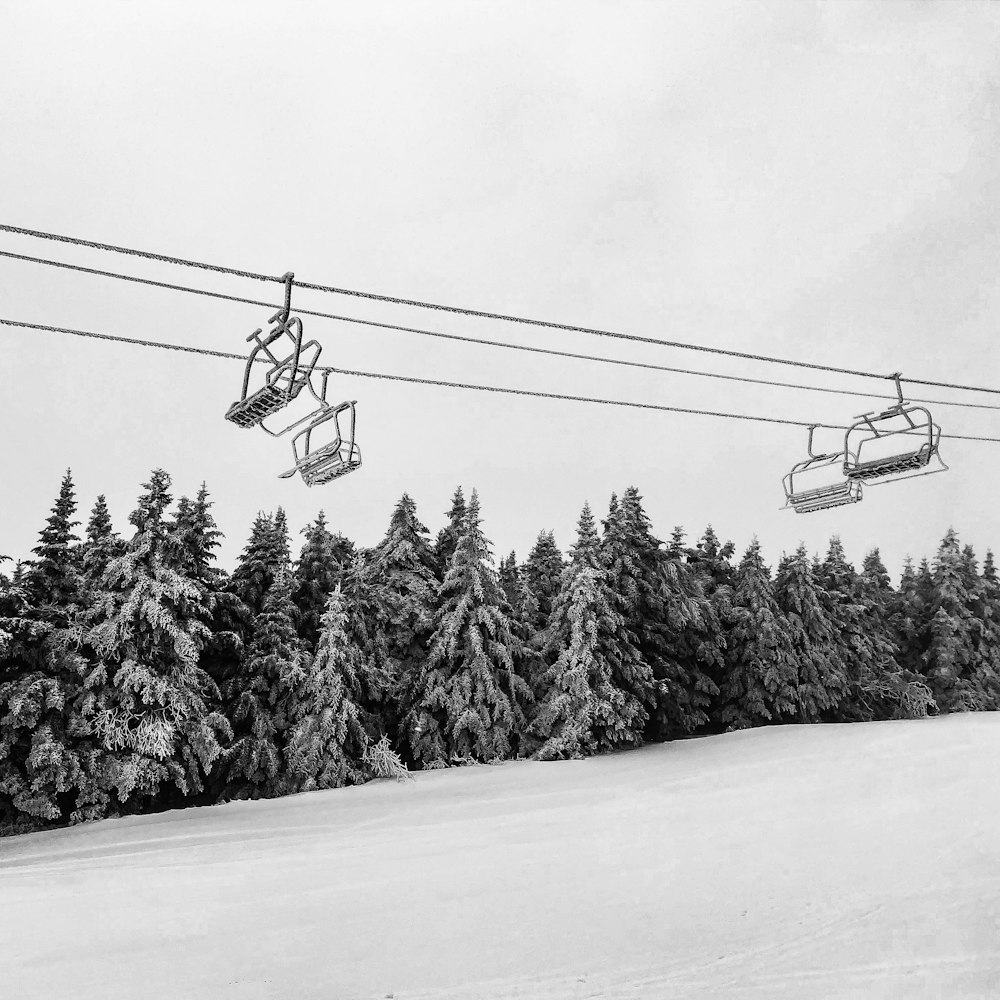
783 429 863 514
278 400 362 487
225 316 322 428
843 376 947 487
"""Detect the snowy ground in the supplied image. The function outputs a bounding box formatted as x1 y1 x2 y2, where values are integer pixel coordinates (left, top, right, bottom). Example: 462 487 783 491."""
3 715 999 1000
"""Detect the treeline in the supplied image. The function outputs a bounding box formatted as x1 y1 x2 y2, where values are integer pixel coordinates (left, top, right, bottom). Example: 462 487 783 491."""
2 469 998 834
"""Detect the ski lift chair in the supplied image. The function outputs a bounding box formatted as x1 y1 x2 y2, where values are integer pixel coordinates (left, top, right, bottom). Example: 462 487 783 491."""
843 373 947 487
278 398 361 487
782 426 863 514
224 273 322 429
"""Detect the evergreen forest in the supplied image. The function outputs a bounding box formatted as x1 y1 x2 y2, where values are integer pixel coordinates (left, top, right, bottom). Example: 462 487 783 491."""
2 469 998 836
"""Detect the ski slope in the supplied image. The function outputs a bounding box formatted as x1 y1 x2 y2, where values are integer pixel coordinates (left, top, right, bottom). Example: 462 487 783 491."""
3 715 999 999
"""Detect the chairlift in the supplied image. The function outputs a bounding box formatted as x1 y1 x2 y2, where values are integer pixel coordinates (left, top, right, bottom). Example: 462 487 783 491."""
782 426 863 514
843 373 947 487
224 272 322 429
278 373 361 486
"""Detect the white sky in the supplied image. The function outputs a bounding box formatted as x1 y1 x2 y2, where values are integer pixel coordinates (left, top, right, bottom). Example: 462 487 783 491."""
2 0 999 576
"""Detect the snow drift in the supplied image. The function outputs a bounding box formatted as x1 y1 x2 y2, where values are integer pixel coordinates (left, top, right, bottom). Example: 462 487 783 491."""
3 714 999 999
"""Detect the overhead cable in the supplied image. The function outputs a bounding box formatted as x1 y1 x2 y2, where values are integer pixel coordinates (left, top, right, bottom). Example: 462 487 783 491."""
6 222 998 395
4 317 1000 443
4 248 1000 416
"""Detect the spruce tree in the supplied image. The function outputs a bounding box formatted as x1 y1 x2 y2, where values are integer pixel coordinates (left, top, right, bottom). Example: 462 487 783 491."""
498 551 521 615
26 469 82 621
530 504 636 758
405 491 529 766
974 552 1000 710
81 495 123 593
853 549 934 720
370 495 437 746
0 475 111 829
292 511 351 650
84 470 230 811
922 529 982 711
719 539 799 729
775 544 847 722
433 486 466 578
223 571 305 798
285 588 379 790
524 531 565 631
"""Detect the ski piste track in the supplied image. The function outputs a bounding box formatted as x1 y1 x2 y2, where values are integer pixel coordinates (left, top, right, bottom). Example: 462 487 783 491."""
3 714 999 999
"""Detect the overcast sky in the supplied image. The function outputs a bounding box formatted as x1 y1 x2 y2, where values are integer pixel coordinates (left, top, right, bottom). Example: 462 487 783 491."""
2 0 999 578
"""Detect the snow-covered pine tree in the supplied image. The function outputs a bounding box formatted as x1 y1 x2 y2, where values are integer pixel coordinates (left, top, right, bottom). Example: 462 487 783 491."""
974 551 1000 710
687 525 736 596
498 551 521 615
852 549 934 720
433 486 466 579
25 469 82 623
230 512 293 621
529 503 635 758
602 487 709 742
524 530 565 633
80 494 123 594
285 587 380 790
369 494 437 748
292 511 354 651
335 553 394 736
719 539 798 730
404 490 530 766
775 544 847 722
84 470 230 812
0 483 105 831
922 529 983 711
223 570 305 798
816 537 872 720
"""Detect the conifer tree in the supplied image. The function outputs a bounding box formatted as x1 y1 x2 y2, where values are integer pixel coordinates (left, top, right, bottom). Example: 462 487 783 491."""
404 491 529 766
974 552 1000 710
81 495 123 591
775 544 847 722
26 469 82 621
292 511 351 651
224 571 305 798
230 513 277 621
370 495 437 745
853 549 934 720
719 539 799 729
524 531 565 632
529 504 636 758
0 475 113 829
922 529 983 711
84 470 230 811
433 486 466 578
498 551 521 615
336 553 394 734
285 587 379 790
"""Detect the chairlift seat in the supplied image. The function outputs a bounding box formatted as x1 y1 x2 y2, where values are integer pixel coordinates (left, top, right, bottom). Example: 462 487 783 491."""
225 378 307 428
289 441 363 486
844 447 932 482
277 399 361 487
787 479 863 513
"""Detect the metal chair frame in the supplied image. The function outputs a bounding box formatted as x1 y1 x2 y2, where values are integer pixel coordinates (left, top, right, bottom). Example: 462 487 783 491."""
224 273 323 430
843 373 947 487
278 386 362 487
782 426 863 514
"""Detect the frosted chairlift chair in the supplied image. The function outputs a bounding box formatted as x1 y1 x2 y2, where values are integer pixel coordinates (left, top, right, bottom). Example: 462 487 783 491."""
843 373 947 487
278 373 361 487
224 272 322 429
782 426 863 514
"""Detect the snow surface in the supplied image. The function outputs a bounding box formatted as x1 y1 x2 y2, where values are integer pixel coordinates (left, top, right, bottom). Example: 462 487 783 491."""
3 715 999 999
